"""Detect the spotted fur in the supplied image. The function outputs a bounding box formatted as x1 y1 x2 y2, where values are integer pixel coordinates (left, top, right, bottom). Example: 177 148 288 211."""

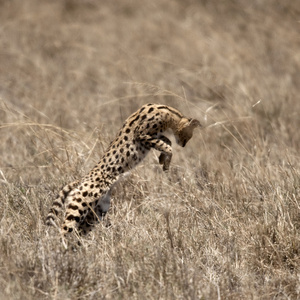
46 103 201 234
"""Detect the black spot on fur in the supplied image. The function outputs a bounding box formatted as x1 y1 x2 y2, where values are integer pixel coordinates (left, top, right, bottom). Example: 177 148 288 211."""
66 215 75 221
68 204 78 210
53 200 62 208
62 189 69 197
126 151 130 157
129 115 140 127
148 107 154 113
120 148 124 153
124 136 128 141
90 184 94 189
83 191 88 197
126 128 130 133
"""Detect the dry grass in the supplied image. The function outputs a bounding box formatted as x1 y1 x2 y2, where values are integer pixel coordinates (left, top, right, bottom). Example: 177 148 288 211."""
0 0 300 299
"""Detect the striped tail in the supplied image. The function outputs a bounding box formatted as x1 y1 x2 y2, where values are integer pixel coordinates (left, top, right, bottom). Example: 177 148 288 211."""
46 180 80 226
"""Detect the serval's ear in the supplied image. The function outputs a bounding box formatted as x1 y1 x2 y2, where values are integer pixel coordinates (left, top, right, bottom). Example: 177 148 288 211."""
188 118 201 129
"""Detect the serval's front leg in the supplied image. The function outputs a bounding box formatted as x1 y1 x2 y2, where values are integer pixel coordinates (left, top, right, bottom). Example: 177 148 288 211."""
157 135 172 168
138 134 172 171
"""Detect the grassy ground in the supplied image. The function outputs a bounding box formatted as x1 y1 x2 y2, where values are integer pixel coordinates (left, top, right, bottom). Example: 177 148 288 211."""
0 0 299 299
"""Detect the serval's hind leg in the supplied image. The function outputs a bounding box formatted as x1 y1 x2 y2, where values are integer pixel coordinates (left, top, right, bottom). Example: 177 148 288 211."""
78 190 112 235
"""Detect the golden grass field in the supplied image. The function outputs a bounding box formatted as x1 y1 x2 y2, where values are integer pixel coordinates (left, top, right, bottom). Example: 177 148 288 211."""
0 0 299 299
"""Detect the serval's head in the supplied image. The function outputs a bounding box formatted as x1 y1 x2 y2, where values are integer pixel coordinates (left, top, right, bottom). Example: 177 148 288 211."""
175 118 201 147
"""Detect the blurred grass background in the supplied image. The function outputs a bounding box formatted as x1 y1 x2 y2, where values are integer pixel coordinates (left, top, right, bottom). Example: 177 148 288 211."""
0 0 299 299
